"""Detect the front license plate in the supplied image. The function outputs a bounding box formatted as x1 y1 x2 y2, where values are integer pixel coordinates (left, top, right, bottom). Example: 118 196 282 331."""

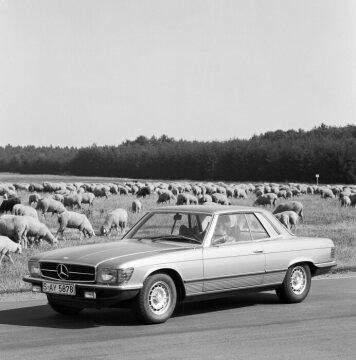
42 282 76 296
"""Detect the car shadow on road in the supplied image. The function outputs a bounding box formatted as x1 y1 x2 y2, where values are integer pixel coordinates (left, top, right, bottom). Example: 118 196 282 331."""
0 292 279 329
173 292 280 318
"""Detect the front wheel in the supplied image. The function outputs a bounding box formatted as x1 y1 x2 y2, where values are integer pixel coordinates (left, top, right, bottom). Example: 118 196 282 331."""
132 273 177 324
47 298 83 315
276 264 311 303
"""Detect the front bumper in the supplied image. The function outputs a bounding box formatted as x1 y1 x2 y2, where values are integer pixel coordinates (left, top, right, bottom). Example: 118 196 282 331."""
23 276 140 309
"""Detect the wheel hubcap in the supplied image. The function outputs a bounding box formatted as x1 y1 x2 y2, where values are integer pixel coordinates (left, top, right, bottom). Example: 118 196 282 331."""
290 266 307 295
148 281 170 315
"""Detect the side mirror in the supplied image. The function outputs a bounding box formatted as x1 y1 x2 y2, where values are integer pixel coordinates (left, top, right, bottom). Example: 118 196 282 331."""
174 213 182 221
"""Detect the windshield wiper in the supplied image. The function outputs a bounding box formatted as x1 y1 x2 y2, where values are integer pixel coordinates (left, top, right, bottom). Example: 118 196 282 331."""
149 235 202 244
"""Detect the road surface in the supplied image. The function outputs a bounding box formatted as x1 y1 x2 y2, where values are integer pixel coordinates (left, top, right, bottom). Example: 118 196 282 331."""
0 277 355 360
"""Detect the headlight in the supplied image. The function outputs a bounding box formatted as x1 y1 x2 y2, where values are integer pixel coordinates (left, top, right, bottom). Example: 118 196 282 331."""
97 267 134 284
28 261 41 277
117 268 134 285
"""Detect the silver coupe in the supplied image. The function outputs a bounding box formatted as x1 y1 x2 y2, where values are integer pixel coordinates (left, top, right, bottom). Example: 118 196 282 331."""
23 205 336 324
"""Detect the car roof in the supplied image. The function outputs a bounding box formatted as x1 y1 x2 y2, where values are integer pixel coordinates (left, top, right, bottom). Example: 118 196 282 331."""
152 205 265 215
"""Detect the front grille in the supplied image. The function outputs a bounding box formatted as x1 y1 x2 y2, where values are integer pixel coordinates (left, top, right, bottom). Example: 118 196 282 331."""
40 262 96 282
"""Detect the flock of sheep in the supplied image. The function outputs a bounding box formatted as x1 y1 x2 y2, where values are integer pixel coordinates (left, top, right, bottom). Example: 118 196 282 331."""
0 179 354 265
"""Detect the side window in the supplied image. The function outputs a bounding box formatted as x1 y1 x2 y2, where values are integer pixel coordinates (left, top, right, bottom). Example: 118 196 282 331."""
255 212 280 237
245 213 270 240
211 214 252 245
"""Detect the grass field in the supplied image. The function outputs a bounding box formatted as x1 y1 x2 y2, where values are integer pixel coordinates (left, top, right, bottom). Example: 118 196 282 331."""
1 173 355 293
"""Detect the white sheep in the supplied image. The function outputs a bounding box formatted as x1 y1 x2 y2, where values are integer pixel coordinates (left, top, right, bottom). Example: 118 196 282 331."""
24 216 58 246
275 210 299 231
57 211 95 240
100 209 128 236
81 192 95 207
131 200 142 214
36 197 66 216
0 215 28 248
0 235 22 265
12 204 39 219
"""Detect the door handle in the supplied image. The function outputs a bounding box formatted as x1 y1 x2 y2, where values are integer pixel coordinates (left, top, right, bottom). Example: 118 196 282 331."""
253 249 264 254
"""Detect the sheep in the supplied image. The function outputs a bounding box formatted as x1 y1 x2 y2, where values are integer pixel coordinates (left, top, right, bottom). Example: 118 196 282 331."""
176 193 198 205
0 215 28 248
20 216 57 247
131 200 142 214
52 194 65 203
340 196 351 207
234 188 248 199
0 197 21 214
283 211 299 230
273 201 304 222
211 193 229 205
100 209 128 236
0 235 22 265
93 187 110 199
157 191 176 204
253 193 277 207
57 211 95 240
36 197 66 216
136 186 151 198
274 212 290 229
198 194 212 204
81 192 95 207
12 204 38 219
63 193 82 210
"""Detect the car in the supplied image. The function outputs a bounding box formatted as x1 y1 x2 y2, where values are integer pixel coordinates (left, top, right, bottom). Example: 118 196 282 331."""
23 205 336 324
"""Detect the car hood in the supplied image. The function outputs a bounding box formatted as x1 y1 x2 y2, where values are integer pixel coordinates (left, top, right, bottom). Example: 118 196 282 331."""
36 239 194 267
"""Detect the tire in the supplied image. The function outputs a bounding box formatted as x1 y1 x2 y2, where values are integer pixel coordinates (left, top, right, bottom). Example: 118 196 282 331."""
276 264 311 303
132 273 177 324
47 298 83 315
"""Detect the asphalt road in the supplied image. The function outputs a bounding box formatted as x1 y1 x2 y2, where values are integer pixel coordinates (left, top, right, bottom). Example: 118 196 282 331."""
0 277 355 360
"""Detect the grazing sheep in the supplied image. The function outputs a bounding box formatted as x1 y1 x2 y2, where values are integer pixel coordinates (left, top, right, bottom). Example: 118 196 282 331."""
198 194 212 204
0 215 28 248
57 211 95 240
274 212 290 229
93 187 110 199
321 188 335 199
100 209 128 236
0 235 22 265
52 194 65 203
136 186 151 198
0 197 21 214
234 188 248 199
274 211 299 231
23 216 57 246
253 193 277 207
131 200 142 213
273 201 304 222
176 193 198 205
211 193 230 205
157 191 176 204
63 193 82 210
12 204 38 219
81 192 95 207
36 197 66 216
341 196 351 207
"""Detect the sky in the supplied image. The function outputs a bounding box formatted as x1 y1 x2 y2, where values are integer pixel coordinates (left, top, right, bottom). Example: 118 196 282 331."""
0 0 355 147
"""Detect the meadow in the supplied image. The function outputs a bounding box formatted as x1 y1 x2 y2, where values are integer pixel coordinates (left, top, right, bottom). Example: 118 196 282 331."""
0 173 355 294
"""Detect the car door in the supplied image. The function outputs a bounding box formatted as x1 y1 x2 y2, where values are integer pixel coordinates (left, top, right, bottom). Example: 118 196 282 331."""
203 213 266 292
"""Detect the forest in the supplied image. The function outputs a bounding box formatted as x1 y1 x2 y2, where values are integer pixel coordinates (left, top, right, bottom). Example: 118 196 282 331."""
1 124 356 183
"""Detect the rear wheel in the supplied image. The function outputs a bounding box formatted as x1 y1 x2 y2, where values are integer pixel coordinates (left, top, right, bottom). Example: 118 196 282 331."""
47 298 83 315
132 273 177 324
276 264 311 303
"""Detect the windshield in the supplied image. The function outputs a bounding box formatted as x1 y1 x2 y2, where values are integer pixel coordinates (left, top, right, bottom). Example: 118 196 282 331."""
126 212 212 244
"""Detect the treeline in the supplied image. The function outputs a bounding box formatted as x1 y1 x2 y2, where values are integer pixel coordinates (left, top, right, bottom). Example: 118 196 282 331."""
1 124 356 183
